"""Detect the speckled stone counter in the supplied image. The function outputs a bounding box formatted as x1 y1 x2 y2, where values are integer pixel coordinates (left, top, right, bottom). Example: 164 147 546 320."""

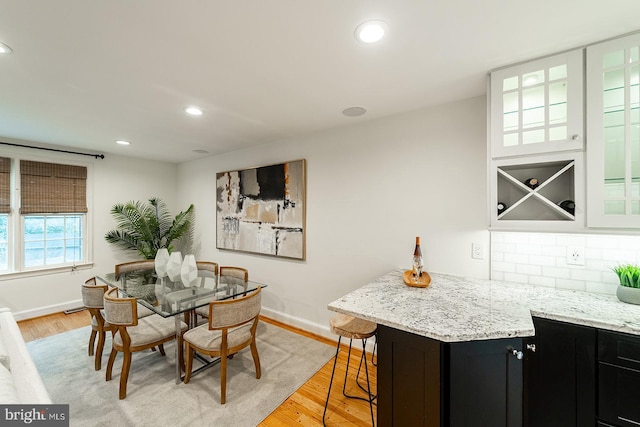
327 270 640 342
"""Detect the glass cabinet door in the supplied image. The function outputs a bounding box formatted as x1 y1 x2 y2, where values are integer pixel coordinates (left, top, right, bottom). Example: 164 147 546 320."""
490 49 583 158
587 33 640 228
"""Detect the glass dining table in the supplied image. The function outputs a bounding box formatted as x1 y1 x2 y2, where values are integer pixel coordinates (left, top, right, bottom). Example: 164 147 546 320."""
96 269 266 383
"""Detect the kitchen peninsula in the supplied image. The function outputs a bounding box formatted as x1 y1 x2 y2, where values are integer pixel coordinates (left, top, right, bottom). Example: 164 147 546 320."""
328 271 640 427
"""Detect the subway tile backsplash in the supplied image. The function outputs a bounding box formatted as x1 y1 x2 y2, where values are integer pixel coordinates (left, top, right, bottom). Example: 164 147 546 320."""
491 231 640 295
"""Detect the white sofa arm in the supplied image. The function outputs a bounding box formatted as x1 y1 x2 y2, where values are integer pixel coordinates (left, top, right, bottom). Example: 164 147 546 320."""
0 308 52 404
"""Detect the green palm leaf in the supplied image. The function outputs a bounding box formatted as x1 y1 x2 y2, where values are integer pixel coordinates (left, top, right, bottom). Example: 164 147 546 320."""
105 197 194 259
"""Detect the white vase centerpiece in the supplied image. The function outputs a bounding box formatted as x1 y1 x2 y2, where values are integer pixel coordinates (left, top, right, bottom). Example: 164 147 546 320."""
166 251 183 282
154 248 170 278
181 254 198 286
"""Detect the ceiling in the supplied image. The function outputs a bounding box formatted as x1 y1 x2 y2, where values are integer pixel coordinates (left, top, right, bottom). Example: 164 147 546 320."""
1 1 640 163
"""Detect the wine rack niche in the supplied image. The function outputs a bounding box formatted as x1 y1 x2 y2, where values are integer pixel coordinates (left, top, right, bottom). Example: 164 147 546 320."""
496 160 575 221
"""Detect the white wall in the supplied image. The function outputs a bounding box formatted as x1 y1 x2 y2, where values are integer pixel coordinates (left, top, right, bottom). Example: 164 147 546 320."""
0 146 179 319
177 96 490 337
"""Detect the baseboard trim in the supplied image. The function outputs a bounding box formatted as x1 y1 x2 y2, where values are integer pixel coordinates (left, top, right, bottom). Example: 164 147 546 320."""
260 307 333 340
13 299 83 321
260 307 376 354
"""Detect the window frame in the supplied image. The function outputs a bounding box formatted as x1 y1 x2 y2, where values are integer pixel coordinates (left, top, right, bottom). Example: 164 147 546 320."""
20 213 87 271
0 150 94 278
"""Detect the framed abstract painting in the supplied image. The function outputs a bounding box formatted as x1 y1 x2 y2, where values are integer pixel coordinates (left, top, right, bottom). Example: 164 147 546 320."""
216 159 306 260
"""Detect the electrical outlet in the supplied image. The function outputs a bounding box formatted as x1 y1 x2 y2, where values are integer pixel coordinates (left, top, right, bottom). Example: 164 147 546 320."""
472 243 484 259
566 246 585 266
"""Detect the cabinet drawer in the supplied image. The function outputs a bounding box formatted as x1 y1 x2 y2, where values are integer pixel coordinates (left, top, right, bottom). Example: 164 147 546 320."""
598 330 640 370
599 363 640 426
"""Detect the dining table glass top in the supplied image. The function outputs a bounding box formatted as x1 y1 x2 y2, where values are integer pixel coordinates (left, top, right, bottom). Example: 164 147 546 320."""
96 269 265 318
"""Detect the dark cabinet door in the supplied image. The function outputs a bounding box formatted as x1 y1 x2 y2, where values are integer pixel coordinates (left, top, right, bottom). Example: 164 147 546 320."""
525 317 596 427
449 338 523 427
377 324 443 427
598 330 640 427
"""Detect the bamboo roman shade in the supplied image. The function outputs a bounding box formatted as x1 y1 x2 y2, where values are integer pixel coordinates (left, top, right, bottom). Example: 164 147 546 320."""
20 160 88 214
0 157 9 214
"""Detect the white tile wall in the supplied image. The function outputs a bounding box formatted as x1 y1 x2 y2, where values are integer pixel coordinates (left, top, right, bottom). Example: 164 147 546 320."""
491 231 640 295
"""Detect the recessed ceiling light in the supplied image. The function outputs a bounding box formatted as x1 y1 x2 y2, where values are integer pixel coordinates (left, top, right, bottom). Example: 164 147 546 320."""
116 140 131 146
342 106 367 117
355 20 388 43
0 42 13 55
185 106 203 116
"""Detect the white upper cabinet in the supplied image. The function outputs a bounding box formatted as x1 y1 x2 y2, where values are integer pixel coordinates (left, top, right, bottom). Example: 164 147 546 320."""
490 50 584 158
586 33 640 228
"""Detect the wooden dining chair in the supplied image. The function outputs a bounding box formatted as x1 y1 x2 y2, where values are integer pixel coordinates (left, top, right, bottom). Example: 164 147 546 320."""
81 277 116 371
219 266 249 296
183 286 262 404
194 265 248 321
195 261 218 286
114 259 156 276
184 261 219 325
114 260 156 318
103 287 187 399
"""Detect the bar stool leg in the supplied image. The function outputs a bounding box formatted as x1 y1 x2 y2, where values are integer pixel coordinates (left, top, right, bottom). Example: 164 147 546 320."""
341 338 355 397
324 336 376 426
361 339 375 427
372 335 377 366
355 338 377 402
322 336 342 426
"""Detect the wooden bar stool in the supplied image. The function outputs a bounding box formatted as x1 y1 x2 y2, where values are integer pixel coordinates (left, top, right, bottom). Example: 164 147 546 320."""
323 313 377 426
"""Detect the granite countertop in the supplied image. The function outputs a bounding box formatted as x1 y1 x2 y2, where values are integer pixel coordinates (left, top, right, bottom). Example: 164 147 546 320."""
327 270 640 342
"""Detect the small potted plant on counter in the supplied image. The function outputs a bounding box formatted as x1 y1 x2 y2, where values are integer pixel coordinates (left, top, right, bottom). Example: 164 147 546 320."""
612 264 640 305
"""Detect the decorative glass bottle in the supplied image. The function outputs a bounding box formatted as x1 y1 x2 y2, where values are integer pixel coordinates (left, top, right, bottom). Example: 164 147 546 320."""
412 236 424 280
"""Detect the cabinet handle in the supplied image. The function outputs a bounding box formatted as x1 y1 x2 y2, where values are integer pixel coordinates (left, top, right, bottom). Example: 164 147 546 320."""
526 344 536 352
571 134 580 141
511 349 524 360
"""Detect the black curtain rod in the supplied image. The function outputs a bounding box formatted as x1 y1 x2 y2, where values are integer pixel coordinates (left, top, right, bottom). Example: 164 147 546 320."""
0 141 105 159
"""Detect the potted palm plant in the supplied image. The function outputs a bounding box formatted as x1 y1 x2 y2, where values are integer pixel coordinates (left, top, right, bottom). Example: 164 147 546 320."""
612 264 640 305
105 197 194 259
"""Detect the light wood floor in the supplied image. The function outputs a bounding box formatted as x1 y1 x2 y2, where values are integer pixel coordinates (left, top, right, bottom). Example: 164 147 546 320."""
18 310 377 426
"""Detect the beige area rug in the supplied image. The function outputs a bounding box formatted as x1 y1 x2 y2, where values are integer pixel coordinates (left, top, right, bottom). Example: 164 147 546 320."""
27 321 334 427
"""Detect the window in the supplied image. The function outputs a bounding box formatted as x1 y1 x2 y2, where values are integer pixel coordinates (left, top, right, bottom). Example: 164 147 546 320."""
0 214 7 270
0 156 89 274
23 215 84 268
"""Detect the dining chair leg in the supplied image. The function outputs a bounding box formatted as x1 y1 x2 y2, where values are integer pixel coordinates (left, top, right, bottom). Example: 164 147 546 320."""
105 348 117 381
158 344 166 356
220 349 228 404
250 340 261 379
119 351 132 400
95 331 106 371
88 330 97 356
183 344 193 384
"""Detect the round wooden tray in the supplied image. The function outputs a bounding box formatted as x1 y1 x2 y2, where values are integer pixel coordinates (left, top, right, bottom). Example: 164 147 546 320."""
403 270 431 288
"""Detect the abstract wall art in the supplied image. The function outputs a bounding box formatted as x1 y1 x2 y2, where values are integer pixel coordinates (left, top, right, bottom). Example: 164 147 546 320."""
216 159 306 259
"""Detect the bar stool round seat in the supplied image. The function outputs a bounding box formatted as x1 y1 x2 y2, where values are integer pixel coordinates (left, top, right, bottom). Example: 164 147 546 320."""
330 313 376 340
323 313 377 426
